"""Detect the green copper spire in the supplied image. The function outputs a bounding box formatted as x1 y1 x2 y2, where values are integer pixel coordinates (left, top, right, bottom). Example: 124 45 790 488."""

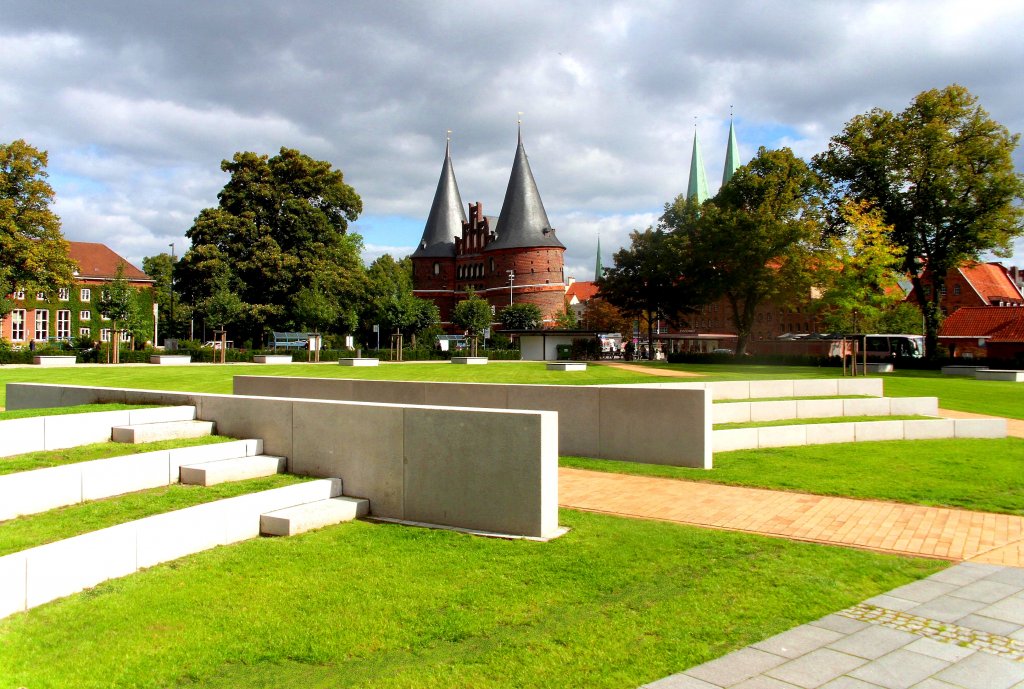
722 118 740 186
594 236 603 279
687 129 710 203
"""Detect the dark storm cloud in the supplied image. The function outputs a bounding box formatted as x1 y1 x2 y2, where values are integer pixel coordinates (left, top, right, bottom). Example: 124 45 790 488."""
1 0 1021 275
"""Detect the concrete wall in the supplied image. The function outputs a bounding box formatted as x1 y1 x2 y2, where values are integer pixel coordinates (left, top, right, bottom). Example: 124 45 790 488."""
610 378 885 401
233 376 713 469
713 397 938 424
0 479 340 620
5 383 559 539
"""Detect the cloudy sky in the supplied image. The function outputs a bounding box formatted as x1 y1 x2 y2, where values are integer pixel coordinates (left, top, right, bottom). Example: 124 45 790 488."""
2 0 1023 281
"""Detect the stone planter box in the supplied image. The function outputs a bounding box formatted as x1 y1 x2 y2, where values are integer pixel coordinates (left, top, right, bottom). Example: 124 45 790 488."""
942 365 988 376
975 369 1024 382
338 358 379 367
546 362 587 371
253 355 293 364
450 357 488 365
149 355 192 366
32 356 76 367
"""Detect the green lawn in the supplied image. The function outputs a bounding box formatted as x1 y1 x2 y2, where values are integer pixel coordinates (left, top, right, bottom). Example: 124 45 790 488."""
0 403 157 420
563 437 1024 515
0 509 943 689
0 435 235 476
0 474 308 556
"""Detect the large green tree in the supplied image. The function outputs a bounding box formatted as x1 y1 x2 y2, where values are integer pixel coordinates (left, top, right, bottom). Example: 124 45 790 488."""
363 254 438 353
142 252 192 341
0 140 76 317
452 290 492 357
672 147 825 356
598 228 697 360
498 303 543 330
175 147 364 345
814 84 1024 357
97 264 139 364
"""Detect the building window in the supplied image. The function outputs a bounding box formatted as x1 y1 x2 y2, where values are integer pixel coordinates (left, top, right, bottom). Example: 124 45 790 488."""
433 262 440 276
34 309 49 340
100 328 111 343
14 290 25 300
121 330 131 343
79 310 91 321
58 288 70 301
10 309 26 341
80 288 91 301
940 285 947 297
56 310 71 339
79 327 91 337
953 284 961 296
36 292 45 301
101 313 110 321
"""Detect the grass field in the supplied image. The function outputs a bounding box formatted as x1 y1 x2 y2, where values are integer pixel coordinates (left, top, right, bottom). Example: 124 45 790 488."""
713 414 930 430
0 402 156 420
0 509 943 689
563 437 1024 515
0 435 235 475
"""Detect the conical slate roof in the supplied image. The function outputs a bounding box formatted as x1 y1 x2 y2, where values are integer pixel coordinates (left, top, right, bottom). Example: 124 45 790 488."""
687 129 710 203
412 141 466 258
594 236 604 279
722 119 740 186
487 133 564 251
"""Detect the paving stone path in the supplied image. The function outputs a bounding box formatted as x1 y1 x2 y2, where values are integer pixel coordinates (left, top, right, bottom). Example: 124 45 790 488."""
642 562 1024 688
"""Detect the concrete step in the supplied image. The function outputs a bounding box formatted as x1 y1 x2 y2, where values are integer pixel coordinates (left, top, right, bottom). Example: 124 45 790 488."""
179 455 286 486
111 420 215 444
260 496 369 536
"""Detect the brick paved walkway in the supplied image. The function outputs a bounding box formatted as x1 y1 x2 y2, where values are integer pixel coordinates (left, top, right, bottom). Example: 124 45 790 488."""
559 468 1024 566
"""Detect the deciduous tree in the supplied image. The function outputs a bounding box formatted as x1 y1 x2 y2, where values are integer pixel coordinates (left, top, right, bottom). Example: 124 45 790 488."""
452 290 492 357
498 302 543 330
814 84 1024 357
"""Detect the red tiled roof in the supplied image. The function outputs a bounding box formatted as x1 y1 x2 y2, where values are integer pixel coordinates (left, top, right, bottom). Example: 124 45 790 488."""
939 306 1024 342
566 281 599 303
958 263 1024 304
67 242 151 281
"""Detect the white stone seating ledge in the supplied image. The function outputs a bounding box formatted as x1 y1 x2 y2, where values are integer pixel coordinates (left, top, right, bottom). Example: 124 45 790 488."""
0 478 342 620
713 396 939 424
0 406 198 458
0 439 264 521
32 356 76 367
261 496 369 536
974 369 1024 382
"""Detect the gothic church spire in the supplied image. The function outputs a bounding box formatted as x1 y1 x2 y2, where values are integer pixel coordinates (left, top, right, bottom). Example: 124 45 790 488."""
412 136 466 258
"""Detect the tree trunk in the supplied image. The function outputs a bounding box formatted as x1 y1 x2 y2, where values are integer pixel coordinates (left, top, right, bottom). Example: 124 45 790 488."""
646 310 654 361
112 320 119 364
910 274 942 359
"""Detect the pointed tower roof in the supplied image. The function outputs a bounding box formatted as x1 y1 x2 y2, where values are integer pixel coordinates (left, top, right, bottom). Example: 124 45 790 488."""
487 130 565 251
594 236 604 279
412 139 466 258
687 129 710 203
722 119 740 186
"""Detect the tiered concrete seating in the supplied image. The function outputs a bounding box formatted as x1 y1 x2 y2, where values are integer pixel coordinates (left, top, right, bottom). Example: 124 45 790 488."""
111 420 215 443
260 496 369 536
180 455 287 486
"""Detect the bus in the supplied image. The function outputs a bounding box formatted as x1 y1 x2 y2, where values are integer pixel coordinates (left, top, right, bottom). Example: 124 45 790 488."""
845 334 925 360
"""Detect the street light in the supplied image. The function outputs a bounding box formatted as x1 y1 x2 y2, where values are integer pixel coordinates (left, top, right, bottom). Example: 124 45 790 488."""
507 270 515 306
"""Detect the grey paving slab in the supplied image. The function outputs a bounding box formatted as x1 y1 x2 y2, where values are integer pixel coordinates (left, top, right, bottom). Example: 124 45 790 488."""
887 580 960 604
642 674 721 689
685 648 787 687
846 648 950 689
928 565 1001 587
984 568 1024 588
827 624 919 660
908 595 989 623
933 649 1024 689
949 579 1022 604
904 637 977 663
818 678 886 689
732 676 802 688
811 615 871 635
977 597 1024 626
955 613 1023 637
907 680 967 689
764 649 867 688
753 625 846 659
863 593 918 612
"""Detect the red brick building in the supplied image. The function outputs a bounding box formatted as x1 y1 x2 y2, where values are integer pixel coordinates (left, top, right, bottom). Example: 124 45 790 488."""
907 262 1024 312
1 242 154 347
411 134 566 328
939 306 1024 360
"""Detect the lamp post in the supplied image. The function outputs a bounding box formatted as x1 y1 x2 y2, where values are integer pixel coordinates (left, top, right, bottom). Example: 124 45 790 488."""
507 269 515 306
168 243 176 340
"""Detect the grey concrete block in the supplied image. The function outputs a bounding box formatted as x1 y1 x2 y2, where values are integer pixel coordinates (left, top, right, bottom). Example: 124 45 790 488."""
253 354 293 364
425 382 508 410
111 420 215 444
713 402 751 424
509 385 598 458
32 355 76 366
749 379 794 399
126 406 196 424
600 386 710 467
975 369 1024 382
942 365 986 376
0 416 45 457
338 358 379 366
903 419 955 440
134 502 225 568
854 420 905 442
25 523 138 608
953 418 1006 439
198 395 295 459
843 397 891 416
260 496 369 536
0 552 27 620
179 455 286 486
80 450 170 501
804 422 857 445
709 380 751 400
290 400 405 518
796 398 844 419
4 383 65 410
350 379 425 405
166 439 262 483
889 397 938 416
750 400 798 422
403 406 558 538
793 379 841 397
44 410 130 450
836 378 884 397
757 425 807 448
0 465 82 521
149 355 192 365
546 362 586 371
216 479 342 545
713 428 759 452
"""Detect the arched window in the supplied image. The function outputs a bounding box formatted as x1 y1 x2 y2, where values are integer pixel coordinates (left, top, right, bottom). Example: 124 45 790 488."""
433 263 440 276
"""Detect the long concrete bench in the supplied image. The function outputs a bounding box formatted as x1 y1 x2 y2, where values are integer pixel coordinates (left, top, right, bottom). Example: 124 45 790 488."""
713 397 938 424
451 356 488 364
626 378 885 401
180 455 286 486
975 369 1024 382
253 354 293 364
32 356 76 367
338 358 379 366
0 439 264 521
712 417 1006 452
260 496 369 536
0 406 198 458
0 478 342 620
547 362 587 371
942 365 988 376
111 419 215 443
